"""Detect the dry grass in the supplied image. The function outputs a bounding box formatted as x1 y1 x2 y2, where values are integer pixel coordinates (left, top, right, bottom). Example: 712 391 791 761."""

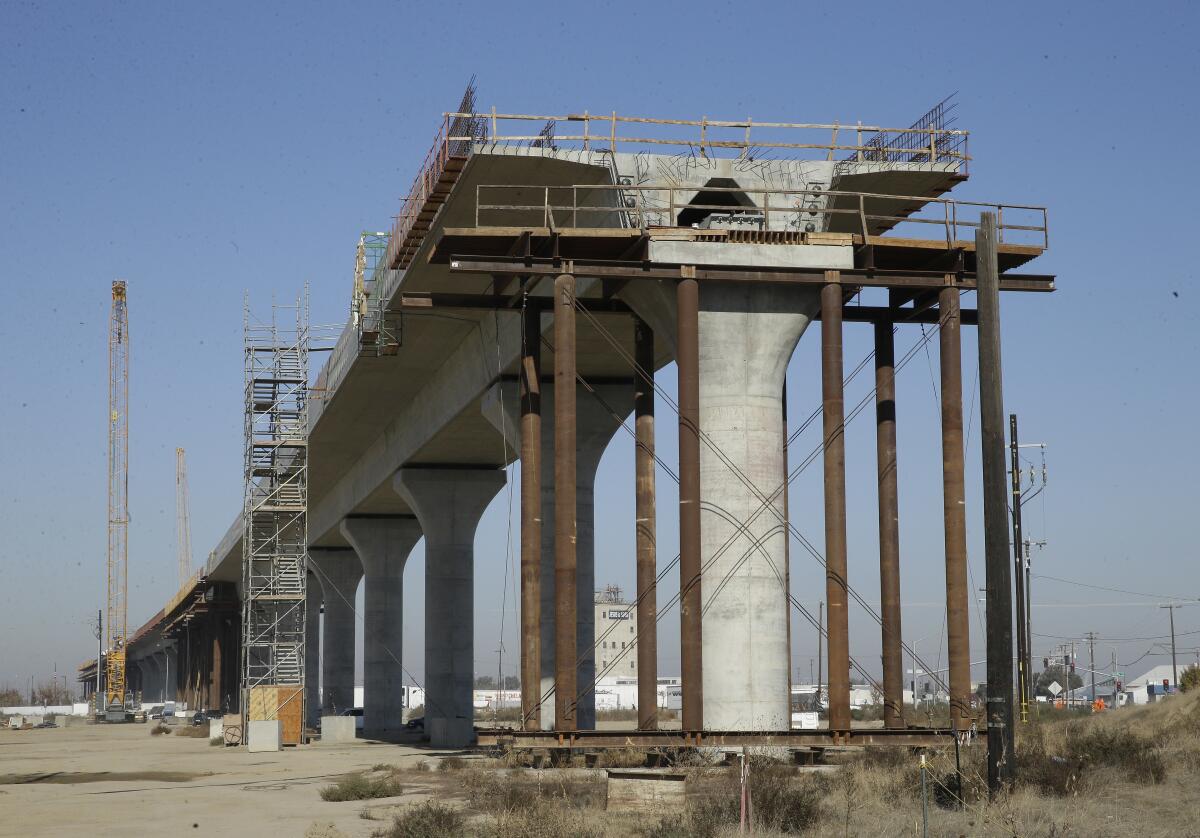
316 692 1200 836
319 767 404 802
149 724 170 736
369 802 466 837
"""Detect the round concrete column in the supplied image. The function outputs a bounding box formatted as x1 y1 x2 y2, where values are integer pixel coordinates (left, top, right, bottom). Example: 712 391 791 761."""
697 282 818 730
340 516 422 739
484 380 631 730
393 467 505 748
308 549 362 717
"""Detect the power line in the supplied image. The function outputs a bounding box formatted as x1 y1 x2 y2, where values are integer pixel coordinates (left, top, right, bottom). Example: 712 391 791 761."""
1032 573 1199 603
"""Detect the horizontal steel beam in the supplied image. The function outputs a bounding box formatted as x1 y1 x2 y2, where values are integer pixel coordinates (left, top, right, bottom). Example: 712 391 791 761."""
475 727 965 749
447 255 1056 293
398 292 632 312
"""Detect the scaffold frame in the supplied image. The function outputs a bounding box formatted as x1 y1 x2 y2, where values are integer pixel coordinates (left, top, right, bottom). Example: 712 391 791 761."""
240 290 311 743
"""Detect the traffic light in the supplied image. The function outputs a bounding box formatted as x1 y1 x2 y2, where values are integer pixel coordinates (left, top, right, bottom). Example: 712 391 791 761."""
1043 657 1049 669
1063 655 1070 667
1070 662 1075 675
1116 680 1123 692
1164 678 1171 692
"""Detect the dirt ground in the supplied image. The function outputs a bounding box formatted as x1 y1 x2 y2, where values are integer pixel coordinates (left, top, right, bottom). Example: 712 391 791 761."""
0 722 453 838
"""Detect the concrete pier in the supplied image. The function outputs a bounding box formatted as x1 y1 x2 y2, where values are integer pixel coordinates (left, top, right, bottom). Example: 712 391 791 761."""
393 467 505 748
622 270 827 731
698 282 819 731
308 549 361 716
339 516 422 739
484 380 632 730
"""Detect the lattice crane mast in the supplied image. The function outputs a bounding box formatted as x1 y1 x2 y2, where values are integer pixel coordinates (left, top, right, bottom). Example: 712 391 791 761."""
105 280 130 720
176 447 193 586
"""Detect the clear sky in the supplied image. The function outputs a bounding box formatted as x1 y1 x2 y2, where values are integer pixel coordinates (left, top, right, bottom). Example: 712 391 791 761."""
2 1 1198 698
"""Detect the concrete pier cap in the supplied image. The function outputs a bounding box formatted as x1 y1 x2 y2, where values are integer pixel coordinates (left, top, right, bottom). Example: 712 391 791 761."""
483 380 632 730
339 516 422 739
307 548 362 717
619 243 853 731
393 466 505 748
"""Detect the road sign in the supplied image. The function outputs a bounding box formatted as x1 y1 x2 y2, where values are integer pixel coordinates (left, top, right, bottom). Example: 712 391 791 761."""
1047 680 1062 697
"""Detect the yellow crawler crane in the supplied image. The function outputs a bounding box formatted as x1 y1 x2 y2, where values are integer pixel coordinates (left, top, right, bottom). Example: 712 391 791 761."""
105 280 131 721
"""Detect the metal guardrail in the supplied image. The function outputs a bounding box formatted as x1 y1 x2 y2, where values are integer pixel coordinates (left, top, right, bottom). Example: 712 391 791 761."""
383 110 971 271
473 184 1048 249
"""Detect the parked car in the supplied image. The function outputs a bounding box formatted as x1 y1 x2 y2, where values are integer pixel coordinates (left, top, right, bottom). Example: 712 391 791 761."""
340 707 364 731
404 716 424 731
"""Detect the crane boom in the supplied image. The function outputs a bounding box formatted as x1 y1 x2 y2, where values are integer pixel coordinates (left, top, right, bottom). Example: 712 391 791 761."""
176 447 192 586
105 280 130 719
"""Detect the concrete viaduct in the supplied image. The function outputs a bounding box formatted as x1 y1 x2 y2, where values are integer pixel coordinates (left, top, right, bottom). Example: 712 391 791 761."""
84 103 1052 749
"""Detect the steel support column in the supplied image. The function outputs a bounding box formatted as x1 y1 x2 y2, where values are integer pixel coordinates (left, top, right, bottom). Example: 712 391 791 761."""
939 284 972 731
821 275 851 733
634 317 658 730
520 302 542 731
875 321 905 729
978 212 1016 791
553 273 577 732
676 274 703 731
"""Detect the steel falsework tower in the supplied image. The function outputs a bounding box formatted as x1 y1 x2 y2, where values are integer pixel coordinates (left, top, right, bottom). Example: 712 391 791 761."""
105 280 130 720
240 292 310 743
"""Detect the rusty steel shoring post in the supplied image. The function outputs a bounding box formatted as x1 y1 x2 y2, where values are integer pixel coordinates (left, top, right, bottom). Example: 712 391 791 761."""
519 299 542 730
634 318 659 730
978 212 1017 792
821 274 851 733
939 282 972 732
874 321 905 729
553 274 577 731
676 273 704 732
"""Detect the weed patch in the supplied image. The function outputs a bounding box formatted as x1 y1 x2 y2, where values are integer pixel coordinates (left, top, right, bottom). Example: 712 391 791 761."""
371 802 465 838
320 771 404 802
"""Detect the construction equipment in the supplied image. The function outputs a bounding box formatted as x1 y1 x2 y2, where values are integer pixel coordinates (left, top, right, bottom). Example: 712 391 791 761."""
240 292 311 745
104 280 131 721
176 447 193 586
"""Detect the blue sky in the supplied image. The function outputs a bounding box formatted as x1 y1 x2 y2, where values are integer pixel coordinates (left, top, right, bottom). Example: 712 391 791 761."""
2 1 1198 696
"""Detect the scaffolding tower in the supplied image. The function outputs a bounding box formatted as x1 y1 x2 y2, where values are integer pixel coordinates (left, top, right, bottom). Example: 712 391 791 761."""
240 291 311 745
352 231 399 355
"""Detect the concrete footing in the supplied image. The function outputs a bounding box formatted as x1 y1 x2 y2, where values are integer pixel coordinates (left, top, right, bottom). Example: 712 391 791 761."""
247 720 281 752
320 715 357 743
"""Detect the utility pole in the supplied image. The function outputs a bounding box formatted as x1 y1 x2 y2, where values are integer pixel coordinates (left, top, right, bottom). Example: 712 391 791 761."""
977 211 1016 792
1009 415 1028 722
1161 604 1180 690
1085 632 1097 705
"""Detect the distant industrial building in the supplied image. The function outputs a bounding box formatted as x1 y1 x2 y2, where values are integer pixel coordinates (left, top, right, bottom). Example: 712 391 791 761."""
595 586 638 679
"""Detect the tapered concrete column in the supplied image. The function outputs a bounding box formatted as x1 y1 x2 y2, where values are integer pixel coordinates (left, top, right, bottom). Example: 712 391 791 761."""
394 467 505 748
698 282 819 730
164 648 178 704
308 549 361 716
305 570 322 728
483 380 632 730
340 516 422 739
134 660 150 703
